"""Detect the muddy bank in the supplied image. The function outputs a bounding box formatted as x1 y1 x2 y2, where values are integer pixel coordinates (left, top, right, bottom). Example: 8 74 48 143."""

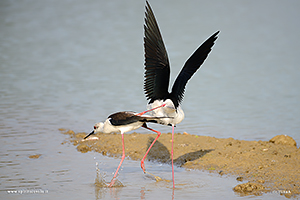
61 129 300 197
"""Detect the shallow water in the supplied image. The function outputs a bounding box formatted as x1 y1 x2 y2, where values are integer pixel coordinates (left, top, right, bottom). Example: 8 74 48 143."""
1 0 299 199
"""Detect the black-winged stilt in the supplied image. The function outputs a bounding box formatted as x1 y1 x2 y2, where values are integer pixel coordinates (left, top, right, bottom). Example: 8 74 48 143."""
84 104 167 187
143 1 219 188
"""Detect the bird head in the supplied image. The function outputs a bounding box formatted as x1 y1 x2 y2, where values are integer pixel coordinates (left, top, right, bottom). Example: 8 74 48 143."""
93 122 104 134
84 122 104 139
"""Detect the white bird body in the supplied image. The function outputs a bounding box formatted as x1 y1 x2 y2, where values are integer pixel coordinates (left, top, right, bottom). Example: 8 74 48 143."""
95 120 142 134
147 99 184 126
94 113 154 134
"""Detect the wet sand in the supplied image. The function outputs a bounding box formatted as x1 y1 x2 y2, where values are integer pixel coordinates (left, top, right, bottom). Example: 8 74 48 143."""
61 129 299 197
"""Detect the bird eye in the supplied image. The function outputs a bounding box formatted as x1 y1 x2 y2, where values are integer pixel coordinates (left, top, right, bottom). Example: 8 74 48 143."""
94 126 97 129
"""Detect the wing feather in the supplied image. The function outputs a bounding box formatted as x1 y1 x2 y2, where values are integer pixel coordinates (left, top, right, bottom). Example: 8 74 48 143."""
170 31 219 107
144 1 170 103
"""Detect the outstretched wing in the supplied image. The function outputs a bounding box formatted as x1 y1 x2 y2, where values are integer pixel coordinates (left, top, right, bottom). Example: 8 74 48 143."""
170 31 219 108
144 1 170 103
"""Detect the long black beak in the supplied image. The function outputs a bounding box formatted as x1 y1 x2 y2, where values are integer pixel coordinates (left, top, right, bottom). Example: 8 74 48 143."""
84 130 94 139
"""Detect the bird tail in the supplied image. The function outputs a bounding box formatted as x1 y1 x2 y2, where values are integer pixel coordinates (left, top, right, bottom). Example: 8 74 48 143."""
140 116 173 123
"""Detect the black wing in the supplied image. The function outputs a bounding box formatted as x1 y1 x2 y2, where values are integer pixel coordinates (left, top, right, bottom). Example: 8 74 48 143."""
108 111 166 126
108 112 139 126
170 31 219 108
144 1 170 103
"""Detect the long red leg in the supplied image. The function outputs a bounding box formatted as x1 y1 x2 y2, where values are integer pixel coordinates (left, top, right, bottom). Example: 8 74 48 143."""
171 125 175 188
140 125 161 173
108 133 125 187
136 104 166 116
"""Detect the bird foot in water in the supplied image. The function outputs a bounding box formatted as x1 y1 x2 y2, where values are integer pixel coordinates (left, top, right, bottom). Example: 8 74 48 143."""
144 171 163 182
140 160 148 173
108 179 115 187
107 178 124 187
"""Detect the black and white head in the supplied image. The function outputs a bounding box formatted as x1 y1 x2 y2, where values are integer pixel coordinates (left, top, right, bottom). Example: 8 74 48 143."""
84 122 104 139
